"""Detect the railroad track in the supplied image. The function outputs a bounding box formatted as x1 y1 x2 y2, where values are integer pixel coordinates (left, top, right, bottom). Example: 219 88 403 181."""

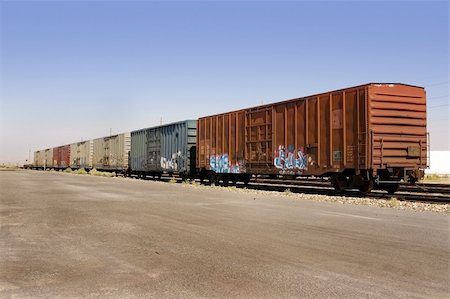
402 183 450 195
248 178 450 204
136 174 450 204
252 177 450 194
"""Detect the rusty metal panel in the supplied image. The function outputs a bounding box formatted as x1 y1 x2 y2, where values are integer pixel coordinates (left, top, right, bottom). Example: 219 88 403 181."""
197 110 246 173
197 83 426 177
92 133 130 171
271 102 306 174
344 90 357 167
368 84 427 171
318 94 331 170
246 106 273 171
70 140 93 169
52 145 70 168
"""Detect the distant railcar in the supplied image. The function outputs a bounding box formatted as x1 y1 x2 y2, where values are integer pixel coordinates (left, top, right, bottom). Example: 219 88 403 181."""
197 83 428 193
33 150 43 168
53 145 71 169
130 120 197 178
43 148 54 169
33 148 53 169
92 133 131 172
70 140 93 169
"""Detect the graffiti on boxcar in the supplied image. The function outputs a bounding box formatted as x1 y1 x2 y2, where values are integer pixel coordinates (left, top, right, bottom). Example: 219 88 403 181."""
274 145 308 173
161 151 185 171
209 153 242 173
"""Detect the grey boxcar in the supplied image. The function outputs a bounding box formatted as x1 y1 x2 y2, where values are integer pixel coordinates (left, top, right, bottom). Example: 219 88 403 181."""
130 120 197 177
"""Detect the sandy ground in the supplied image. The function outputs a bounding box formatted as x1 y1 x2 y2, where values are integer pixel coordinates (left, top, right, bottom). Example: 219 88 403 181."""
1 170 449 298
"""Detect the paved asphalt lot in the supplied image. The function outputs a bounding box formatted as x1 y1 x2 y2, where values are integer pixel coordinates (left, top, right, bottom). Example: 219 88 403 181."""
0 170 448 298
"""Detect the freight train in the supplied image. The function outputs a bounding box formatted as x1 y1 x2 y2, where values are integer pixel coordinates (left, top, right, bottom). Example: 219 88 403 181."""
33 83 429 194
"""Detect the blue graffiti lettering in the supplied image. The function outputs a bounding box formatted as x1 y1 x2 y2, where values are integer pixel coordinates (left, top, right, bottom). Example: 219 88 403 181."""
274 145 308 173
209 153 242 174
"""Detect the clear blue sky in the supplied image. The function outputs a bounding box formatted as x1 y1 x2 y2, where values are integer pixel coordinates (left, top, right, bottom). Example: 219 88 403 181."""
0 0 448 164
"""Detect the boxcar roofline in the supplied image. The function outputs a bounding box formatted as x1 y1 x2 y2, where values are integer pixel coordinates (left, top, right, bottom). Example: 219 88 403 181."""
198 83 425 119
131 119 197 134
92 131 130 140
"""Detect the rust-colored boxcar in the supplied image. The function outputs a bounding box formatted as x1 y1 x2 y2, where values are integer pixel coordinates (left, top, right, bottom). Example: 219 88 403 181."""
53 145 71 169
197 109 247 176
197 83 427 192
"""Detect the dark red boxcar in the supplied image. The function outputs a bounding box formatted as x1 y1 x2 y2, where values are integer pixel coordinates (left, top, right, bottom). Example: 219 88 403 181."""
53 145 71 169
197 83 427 192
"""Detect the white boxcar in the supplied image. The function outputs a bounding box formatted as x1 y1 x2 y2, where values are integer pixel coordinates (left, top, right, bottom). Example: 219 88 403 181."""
34 150 43 167
43 148 53 168
92 133 131 171
34 148 53 168
70 140 93 169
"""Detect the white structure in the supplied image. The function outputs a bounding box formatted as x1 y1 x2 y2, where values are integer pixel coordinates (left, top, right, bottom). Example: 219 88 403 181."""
426 151 450 175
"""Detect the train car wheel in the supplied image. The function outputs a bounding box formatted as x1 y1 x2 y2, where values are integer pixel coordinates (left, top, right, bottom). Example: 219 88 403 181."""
221 175 230 186
208 173 218 185
243 175 250 187
358 180 373 194
408 173 417 185
331 175 345 192
180 173 188 182
386 184 399 195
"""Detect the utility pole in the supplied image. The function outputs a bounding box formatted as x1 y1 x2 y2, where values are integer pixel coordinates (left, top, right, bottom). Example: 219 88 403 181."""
160 117 163 125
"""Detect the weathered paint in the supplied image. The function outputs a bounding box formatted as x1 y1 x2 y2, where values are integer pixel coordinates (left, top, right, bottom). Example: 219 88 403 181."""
197 110 246 173
34 148 53 168
273 145 308 174
92 133 131 170
130 120 197 173
53 145 71 168
209 153 243 173
197 83 427 177
43 148 53 168
70 140 93 169
33 150 43 167
368 84 427 171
